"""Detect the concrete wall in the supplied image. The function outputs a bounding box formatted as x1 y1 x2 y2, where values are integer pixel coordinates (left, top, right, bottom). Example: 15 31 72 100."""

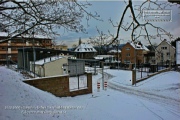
24 73 92 97
31 57 68 77
44 57 68 77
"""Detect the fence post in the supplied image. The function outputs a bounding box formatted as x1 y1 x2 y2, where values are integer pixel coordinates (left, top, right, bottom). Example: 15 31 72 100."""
104 81 107 90
132 70 136 85
97 82 100 92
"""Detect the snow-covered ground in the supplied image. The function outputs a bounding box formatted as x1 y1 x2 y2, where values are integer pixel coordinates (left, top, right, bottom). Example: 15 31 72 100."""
0 66 180 120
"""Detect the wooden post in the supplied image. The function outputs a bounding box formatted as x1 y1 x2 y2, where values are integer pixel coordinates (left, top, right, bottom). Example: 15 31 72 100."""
132 70 136 85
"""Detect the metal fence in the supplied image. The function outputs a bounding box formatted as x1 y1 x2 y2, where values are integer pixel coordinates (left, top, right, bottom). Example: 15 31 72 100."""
135 64 170 80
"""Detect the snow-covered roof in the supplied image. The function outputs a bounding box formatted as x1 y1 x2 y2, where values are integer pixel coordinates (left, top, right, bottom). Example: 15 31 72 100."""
162 39 176 49
0 32 50 39
94 56 104 60
130 41 149 51
155 39 175 50
34 56 64 65
0 32 8 37
74 43 97 52
94 55 115 60
108 49 121 53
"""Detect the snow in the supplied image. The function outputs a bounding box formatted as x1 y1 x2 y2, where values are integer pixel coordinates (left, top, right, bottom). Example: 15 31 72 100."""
105 69 132 86
0 66 180 120
74 43 97 52
108 49 121 53
34 56 64 65
135 71 180 100
0 32 8 37
94 55 116 61
130 41 149 51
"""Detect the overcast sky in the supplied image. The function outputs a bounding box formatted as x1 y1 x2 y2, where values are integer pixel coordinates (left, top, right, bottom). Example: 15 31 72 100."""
55 1 180 47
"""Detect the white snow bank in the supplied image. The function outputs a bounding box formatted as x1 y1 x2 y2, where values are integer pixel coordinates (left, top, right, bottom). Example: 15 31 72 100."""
1 66 180 120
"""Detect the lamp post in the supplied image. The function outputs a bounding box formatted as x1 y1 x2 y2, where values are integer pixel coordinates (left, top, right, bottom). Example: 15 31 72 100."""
118 39 124 70
132 34 136 85
116 40 119 69
169 41 171 69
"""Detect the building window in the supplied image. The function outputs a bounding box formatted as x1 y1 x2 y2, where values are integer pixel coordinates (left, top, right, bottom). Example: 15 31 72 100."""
126 47 130 50
124 60 130 64
161 47 167 50
161 53 163 59
126 53 130 57
12 47 17 50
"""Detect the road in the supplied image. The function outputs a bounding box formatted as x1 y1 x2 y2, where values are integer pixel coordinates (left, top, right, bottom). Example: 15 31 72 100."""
98 69 180 111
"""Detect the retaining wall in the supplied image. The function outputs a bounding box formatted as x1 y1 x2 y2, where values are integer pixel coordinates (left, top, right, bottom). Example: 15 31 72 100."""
24 73 92 97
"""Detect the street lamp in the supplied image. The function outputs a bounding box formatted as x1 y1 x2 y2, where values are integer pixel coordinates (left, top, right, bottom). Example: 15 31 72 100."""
132 34 136 85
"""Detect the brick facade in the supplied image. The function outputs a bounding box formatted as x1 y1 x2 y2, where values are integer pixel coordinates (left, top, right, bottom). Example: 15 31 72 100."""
121 42 144 64
24 73 92 97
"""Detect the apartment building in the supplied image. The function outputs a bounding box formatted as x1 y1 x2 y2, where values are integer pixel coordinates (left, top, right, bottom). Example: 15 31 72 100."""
0 32 52 64
121 41 149 65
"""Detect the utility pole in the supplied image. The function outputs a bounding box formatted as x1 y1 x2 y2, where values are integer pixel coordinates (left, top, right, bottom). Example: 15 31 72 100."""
32 24 36 78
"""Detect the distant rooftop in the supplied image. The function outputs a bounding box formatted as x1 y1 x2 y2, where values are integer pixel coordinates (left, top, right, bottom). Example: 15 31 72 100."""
108 49 121 53
74 43 97 52
94 55 114 60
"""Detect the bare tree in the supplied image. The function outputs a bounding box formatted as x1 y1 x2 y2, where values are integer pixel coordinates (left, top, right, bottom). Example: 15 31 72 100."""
88 27 112 54
106 0 180 46
0 0 99 40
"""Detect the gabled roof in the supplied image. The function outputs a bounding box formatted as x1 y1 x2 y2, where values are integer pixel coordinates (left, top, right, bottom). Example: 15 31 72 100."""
156 39 175 50
129 41 149 51
74 43 97 52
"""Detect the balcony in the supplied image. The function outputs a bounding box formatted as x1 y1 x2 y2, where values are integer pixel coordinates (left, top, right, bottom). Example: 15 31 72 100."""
0 51 18 54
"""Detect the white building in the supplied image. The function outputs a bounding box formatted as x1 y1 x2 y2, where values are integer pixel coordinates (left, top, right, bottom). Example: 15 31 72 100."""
74 43 97 59
155 39 176 65
30 56 68 77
